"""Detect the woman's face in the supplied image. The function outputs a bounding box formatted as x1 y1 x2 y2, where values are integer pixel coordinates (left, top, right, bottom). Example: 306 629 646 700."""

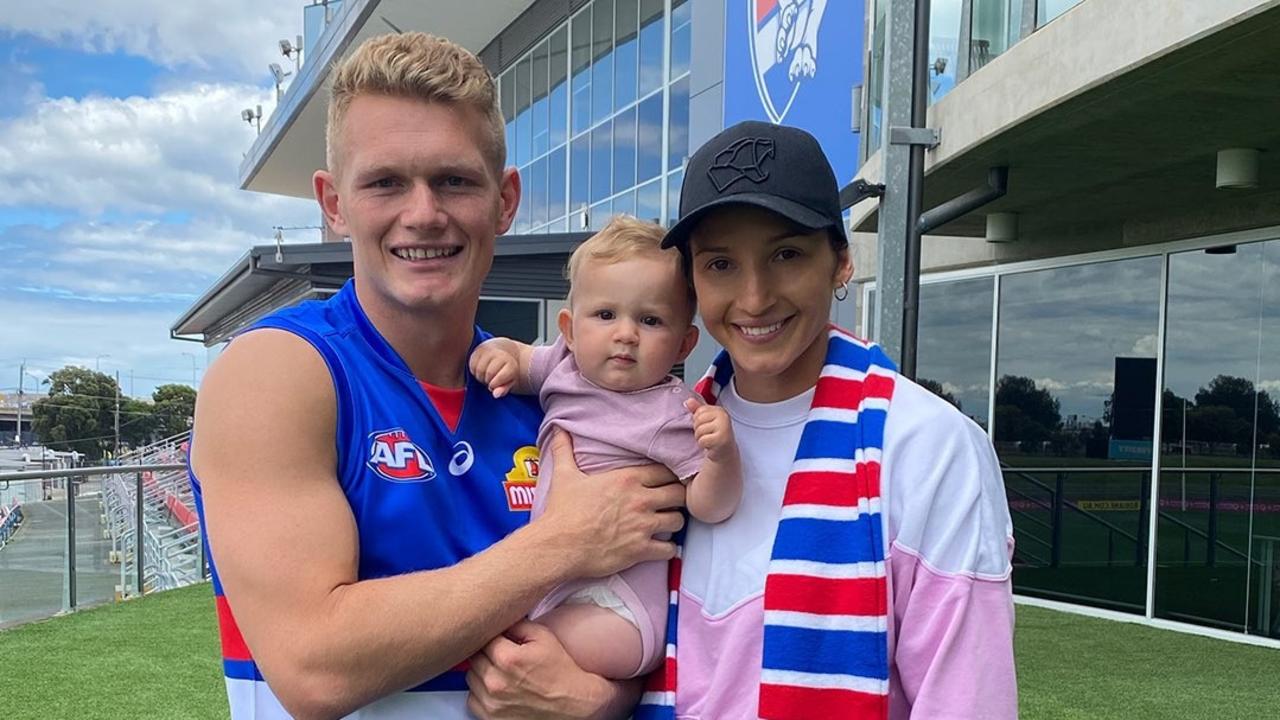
689 206 852 403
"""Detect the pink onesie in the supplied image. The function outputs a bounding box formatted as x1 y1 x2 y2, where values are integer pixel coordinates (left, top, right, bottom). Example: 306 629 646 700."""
526 337 703 677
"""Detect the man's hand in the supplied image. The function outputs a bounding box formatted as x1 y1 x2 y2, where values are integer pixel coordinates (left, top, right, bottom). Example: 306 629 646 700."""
535 431 685 580
685 398 738 463
470 339 521 398
466 621 635 720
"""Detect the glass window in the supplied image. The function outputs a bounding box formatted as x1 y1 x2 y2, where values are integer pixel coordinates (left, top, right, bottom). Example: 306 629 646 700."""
638 0 664 97
636 93 663 183
636 178 661 224
515 56 532 167
548 146 566 226
1158 241 1280 638
591 120 613 204
477 300 542 344
590 198 612 231
571 9 593 134
592 0 615 123
550 27 569 149
997 257 1162 613
667 76 690 172
614 0 639 110
532 39 550 159
614 189 636 218
501 71 516 168
970 0 1015 72
866 0 887 155
917 278 993 429
665 169 683 226
1038 0 1083 27
530 156 548 228
613 106 637 196
928 0 961 104
514 169 530 234
670 0 691 79
571 135 591 217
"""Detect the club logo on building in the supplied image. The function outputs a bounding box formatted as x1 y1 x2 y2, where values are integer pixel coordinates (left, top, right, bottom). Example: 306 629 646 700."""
747 0 829 123
503 446 540 512
367 428 436 482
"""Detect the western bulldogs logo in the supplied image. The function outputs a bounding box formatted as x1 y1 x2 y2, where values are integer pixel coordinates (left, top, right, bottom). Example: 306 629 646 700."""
367 428 436 482
748 0 829 123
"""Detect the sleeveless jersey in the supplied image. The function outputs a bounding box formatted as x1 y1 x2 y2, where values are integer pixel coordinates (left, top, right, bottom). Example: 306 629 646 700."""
189 280 543 719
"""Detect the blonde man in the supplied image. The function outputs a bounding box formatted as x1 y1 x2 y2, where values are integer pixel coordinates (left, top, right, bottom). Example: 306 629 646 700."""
472 216 743 680
192 33 683 719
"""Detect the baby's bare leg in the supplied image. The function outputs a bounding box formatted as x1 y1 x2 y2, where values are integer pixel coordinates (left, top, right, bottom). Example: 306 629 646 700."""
536 603 644 679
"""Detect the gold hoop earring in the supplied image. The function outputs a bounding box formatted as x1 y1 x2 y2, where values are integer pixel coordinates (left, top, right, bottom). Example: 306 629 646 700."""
834 281 849 302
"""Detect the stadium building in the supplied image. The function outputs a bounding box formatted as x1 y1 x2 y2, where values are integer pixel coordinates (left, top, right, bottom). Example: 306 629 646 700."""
174 0 1280 645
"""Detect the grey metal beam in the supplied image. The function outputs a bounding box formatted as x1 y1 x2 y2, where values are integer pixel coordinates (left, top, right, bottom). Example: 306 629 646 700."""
873 0 920 368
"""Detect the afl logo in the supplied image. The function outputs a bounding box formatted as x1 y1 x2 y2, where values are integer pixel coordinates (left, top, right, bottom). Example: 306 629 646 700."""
367 428 436 482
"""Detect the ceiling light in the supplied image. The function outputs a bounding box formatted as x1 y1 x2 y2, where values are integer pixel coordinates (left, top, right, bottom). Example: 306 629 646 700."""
1216 148 1259 189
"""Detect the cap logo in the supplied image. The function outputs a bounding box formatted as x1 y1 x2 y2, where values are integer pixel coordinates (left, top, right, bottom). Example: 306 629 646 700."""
708 137 775 192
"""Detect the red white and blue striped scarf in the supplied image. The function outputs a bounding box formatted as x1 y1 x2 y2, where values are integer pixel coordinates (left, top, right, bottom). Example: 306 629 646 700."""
635 326 896 720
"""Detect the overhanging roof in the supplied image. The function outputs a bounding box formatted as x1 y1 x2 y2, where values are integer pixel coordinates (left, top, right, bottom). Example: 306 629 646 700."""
239 0 538 200
171 233 590 345
852 0 1280 247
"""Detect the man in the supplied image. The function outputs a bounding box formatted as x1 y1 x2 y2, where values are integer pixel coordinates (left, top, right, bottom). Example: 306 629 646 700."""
191 32 683 719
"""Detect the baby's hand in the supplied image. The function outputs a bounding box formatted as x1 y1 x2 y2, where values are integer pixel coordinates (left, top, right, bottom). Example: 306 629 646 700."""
684 398 737 462
469 340 519 398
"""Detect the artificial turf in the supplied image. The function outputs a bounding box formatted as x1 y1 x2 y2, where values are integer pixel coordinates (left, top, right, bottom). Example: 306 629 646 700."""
3 584 1278 719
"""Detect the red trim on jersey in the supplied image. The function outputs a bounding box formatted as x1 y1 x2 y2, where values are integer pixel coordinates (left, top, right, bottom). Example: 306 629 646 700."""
216 595 253 661
419 381 465 432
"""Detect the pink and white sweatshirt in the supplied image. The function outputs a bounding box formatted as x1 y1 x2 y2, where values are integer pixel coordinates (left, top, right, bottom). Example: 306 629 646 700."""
675 375 1018 719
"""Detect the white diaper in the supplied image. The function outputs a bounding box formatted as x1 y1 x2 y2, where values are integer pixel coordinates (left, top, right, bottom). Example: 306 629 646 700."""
561 583 640 628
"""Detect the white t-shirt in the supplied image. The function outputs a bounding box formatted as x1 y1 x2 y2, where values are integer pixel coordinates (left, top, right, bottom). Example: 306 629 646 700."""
675 375 1018 720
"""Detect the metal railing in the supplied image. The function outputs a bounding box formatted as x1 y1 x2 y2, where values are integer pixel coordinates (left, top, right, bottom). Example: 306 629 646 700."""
1004 464 1279 570
0 433 201 626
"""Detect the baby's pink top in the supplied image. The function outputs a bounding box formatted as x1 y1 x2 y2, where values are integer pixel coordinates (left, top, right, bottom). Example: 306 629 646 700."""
527 336 703 479
527 337 703 675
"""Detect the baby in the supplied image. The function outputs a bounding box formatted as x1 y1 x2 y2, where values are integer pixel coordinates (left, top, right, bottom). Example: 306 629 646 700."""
470 215 743 679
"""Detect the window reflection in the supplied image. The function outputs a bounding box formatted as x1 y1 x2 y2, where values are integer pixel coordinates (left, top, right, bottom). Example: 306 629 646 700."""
639 0 664 96
591 120 612 204
571 10 593 134
637 93 663 183
928 0 961 103
665 169 683 226
614 0 639 110
548 146 566 227
550 28 569 149
532 40 550 159
613 106 637 195
515 57 532 167
1158 242 1280 637
668 76 689 172
1038 0 1083 27
917 278 992 428
636 179 661 224
670 0 691 79
996 257 1162 613
592 0 614 124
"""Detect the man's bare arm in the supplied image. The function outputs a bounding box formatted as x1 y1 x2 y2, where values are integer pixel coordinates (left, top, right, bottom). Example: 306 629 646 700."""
194 329 684 719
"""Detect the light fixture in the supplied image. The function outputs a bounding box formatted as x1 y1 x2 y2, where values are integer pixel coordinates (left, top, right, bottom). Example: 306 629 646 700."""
279 35 303 73
985 212 1018 243
269 63 293 102
1216 148 1259 189
240 105 262 134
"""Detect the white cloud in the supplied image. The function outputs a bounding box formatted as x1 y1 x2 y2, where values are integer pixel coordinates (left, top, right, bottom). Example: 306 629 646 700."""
1131 333 1159 357
0 0 301 79
0 83 314 229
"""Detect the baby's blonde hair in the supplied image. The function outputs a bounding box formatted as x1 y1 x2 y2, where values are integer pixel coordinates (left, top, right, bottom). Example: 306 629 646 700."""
566 215 695 318
326 32 505 177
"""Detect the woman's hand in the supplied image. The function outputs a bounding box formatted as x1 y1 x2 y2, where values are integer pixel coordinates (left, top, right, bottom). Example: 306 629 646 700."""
465 621 640 720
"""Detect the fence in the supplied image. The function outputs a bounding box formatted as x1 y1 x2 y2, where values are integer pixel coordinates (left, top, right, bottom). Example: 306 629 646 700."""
0 433 202 627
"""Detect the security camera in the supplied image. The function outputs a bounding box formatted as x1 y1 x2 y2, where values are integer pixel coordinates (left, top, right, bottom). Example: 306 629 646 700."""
269 63 289 84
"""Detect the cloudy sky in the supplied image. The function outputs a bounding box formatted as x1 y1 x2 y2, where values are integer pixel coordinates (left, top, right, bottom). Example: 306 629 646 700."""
0 1 318 399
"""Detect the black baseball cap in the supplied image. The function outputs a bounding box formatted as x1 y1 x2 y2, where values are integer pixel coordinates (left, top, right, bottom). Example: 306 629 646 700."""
661 120 845 250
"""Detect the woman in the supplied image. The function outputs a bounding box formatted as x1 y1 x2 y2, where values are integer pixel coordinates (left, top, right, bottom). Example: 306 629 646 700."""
636 120 1018 720
463 121 1017 720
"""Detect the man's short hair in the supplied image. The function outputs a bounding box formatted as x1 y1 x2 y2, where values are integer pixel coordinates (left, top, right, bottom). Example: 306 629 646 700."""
565 215 696 320
326 32 505 178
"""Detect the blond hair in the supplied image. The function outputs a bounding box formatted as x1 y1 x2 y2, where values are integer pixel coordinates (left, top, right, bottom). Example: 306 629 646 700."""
566 215 695 316
326 32 505 176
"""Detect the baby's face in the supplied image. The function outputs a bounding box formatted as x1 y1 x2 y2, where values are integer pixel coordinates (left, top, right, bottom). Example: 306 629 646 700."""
563 256 697 392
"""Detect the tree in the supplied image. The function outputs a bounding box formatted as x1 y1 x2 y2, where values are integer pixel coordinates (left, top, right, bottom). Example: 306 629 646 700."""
30 366 120 460
918 378 961 411
119 398 159 448
152 384 197 439
1194 375 1280 438
994 375 1061 451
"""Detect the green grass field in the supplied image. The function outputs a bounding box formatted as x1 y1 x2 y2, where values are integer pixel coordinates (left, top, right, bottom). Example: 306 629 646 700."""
3 583 1279 719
